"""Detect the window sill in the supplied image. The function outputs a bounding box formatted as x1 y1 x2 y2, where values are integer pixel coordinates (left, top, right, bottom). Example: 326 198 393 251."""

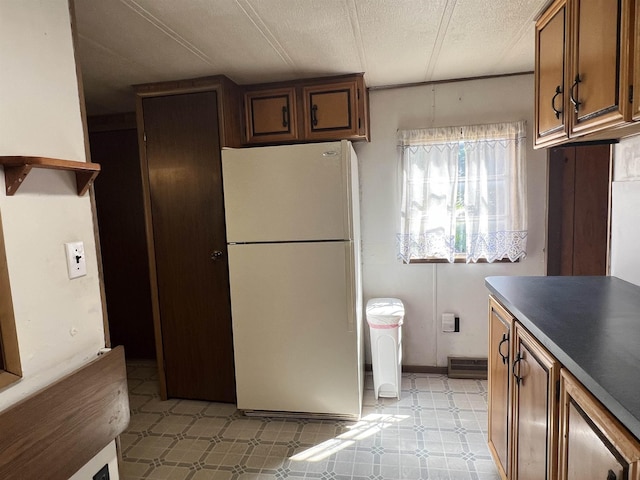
407 257 520 264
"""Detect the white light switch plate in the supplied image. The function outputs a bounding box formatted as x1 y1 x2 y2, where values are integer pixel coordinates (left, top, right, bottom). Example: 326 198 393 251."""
65 241 86 279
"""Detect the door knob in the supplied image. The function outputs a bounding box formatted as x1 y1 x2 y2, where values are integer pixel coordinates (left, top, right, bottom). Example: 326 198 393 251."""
210 251 224 260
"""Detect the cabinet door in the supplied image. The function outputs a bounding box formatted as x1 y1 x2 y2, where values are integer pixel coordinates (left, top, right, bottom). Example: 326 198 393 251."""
303 81 361 141
535 0 568 148
634 0 640 121
512 323 560 480
488 297 514 480
559 369 640 480
569 0 633 135
245 87 297 144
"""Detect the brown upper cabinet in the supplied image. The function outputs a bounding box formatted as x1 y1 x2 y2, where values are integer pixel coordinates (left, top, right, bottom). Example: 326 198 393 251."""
244 73 370 145
535 0 569 148
569 0 633 135
302 80 365 141
245 87 298 143
135 75 244 148
535 0 636 148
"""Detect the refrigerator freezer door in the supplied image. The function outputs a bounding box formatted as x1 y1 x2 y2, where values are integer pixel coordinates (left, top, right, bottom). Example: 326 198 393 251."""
222 141 353 243
228 241 361 418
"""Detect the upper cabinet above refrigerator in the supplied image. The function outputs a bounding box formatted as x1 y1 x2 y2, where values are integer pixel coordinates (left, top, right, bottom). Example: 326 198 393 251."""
243 74 370 145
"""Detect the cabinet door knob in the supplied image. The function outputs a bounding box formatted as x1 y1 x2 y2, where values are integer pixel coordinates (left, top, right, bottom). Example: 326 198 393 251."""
552 85 563 119
570 74 582 114
498 333 509 365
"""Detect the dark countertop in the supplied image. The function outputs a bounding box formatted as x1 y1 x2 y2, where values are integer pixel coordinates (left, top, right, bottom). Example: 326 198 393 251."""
485 275 640 441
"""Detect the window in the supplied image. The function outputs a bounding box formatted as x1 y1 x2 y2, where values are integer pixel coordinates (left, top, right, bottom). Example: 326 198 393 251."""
397 121 527 263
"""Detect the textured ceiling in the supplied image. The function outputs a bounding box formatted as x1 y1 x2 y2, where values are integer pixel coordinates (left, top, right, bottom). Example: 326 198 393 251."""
74 0 549 115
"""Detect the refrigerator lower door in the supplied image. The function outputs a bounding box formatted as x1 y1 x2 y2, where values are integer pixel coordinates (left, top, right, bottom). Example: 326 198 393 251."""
228 241 362 419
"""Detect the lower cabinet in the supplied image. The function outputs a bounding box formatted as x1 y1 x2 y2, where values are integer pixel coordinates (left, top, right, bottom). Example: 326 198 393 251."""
488 295 640 480
488 298 514 479
559 370 640 480
511 323 559 480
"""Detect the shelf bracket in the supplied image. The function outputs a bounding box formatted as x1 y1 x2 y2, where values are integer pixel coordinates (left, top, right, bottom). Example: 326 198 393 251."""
4 164 33 196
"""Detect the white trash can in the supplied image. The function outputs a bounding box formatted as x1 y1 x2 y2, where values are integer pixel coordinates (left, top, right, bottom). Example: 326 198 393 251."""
366 298 405 399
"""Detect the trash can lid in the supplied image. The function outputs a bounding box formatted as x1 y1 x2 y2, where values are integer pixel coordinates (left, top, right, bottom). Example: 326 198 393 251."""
366 298 404 326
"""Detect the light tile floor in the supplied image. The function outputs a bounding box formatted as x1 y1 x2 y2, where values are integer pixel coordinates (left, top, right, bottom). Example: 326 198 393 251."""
121 361 500 480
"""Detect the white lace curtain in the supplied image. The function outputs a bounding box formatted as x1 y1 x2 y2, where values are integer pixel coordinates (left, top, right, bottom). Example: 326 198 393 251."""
397 121 527 263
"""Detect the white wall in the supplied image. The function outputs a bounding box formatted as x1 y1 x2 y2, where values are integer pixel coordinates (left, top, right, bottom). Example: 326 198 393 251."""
354 75 547 367
0 1 118 478
610 135 640 286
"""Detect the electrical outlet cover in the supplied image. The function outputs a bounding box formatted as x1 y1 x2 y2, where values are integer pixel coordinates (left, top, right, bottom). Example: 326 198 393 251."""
442 313 456 332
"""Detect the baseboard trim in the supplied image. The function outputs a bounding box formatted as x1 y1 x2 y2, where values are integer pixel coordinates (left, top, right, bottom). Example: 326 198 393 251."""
364 364 448 375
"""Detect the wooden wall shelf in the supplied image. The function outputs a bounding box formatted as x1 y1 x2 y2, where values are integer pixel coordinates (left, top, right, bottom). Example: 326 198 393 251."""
0 156 101 196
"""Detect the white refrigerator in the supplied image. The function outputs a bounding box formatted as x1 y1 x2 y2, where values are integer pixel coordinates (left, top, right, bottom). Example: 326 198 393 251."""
221 140 364 420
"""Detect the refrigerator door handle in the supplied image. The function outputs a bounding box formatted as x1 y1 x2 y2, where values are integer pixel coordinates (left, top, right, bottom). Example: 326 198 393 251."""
345 242 355 333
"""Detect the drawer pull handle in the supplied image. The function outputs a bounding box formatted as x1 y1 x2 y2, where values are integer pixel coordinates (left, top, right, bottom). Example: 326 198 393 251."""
498 333 509 365
513 352 523 385
552 85 563 119
570 74 582 113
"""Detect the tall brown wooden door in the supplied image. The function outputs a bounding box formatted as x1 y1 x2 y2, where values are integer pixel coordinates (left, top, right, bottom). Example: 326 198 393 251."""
547 143 610 276
142 91 236 403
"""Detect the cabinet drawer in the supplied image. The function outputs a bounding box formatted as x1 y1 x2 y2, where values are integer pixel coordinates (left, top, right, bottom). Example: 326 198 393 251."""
559 369 640 480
